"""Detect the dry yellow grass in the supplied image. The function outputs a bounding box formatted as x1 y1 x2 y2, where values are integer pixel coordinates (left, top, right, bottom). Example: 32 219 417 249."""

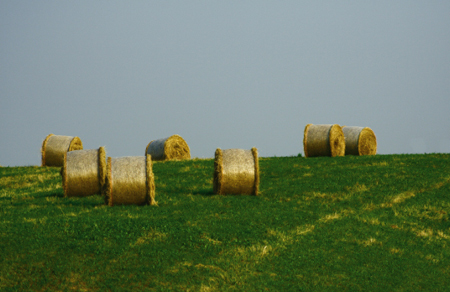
41 134 83 166
145 134 190 161
62 147 106 197
303 124 345 157
213 148 259 195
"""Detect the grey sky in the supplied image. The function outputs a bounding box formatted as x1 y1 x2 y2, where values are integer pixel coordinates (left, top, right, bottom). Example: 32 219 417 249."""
1 1 449 166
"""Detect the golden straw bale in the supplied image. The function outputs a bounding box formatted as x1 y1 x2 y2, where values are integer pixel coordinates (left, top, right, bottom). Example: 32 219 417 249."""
145 134 190 161
104 154 156 206
303 124 345 157
342 126 377 156
62 147 106 197
213 148 259 196
41 134 83 166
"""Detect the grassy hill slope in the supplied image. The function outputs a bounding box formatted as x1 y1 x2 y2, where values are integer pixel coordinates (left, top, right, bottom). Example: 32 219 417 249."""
1 154 449 291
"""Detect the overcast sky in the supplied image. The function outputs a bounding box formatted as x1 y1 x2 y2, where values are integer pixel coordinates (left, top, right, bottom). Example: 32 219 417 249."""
1 1 449 166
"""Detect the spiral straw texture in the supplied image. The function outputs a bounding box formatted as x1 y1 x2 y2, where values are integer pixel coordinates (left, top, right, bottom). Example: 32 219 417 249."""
214 148 259 195
303 124 345 157
41 134 83 166
145 134 190 161
342 126 377 156
62 147 106 197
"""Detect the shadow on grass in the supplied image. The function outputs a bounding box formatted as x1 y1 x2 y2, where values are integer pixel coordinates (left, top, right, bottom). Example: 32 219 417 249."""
43 191 64 198
194 189 215 196
59 195 105 207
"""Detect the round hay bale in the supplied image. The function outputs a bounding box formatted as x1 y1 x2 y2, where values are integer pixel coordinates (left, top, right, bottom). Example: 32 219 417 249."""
145 134 190 161
342 126 377 156
41 134 83 166
303 124 345 157
62 147 106 197
104 154 156 206
213 148 259 196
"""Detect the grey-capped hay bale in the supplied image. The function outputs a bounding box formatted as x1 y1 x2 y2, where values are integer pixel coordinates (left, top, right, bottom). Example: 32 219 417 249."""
213 148 259 196
41 134 83 166
145 134 190 161
104 155 156 206
62 147 106 197
303 124 345 157
342 126 377 156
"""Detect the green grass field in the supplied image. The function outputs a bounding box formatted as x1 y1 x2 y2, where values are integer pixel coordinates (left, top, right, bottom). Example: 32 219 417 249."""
1 154 449 291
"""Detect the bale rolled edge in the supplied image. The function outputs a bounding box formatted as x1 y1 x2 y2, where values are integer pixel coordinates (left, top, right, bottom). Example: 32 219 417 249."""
251 147 259 196
303 124 312 158
41 134 54 166
146 154 157 206
213 148 223 195
104 156 113 206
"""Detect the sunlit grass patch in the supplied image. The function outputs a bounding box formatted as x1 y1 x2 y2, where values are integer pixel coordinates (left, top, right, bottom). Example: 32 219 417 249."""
319 209 354 223
200 233 222 245
409 227 450 242
267 228 293 245
294 224 315 236
0 167 59 190
231 243 275 260
370 161 388 166
357 216 382 226
320 212 341 222
132 228 168 246
382 192 416 207
345 183 369 193
180 166 190 172
390 248 404 254
424 254 441 264
304 191 355 203
359 237 382 247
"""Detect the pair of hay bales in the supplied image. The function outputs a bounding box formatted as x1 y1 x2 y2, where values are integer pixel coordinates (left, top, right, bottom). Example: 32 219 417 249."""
62 148 156 206
303 124 377 157
43 133 191 166
42 134 104 197
101 134 187 205
103 135 187 205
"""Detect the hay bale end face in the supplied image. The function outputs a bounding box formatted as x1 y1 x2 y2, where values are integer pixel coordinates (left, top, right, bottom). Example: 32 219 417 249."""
213 148 259 196
104 155 156 206
41 134 83 166
303 124 345 157
145 134 190 161
342 126 377 156
62 147 106 197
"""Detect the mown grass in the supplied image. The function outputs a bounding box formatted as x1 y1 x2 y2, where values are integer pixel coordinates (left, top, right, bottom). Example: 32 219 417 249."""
1 154 449 291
